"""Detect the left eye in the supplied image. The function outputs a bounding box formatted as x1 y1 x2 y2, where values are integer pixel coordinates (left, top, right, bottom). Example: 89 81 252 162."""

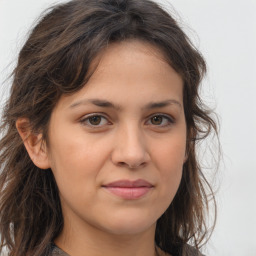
80 115 109 127
147 115 174 126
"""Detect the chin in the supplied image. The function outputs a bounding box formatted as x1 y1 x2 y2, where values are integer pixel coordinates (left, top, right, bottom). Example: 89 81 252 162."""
105 224 154 236
101 213 157 236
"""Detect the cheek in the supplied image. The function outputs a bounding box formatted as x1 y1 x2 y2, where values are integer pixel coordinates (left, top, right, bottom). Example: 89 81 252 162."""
153 137 186 200
48 141 87 193
153 134 186 170
48 131 112 200
49 128 107 171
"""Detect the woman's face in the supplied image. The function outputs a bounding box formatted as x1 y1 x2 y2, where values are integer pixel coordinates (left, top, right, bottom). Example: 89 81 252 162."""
47 40 186 236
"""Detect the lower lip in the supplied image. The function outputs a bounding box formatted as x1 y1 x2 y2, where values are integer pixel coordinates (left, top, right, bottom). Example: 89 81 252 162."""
103 187 152 200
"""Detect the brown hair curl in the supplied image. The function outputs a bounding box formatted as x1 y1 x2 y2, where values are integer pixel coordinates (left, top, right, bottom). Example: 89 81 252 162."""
0 0 218 255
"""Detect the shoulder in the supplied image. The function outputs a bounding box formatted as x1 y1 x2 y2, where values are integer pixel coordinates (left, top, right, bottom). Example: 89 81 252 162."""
157 244 205 256
48 244 70 256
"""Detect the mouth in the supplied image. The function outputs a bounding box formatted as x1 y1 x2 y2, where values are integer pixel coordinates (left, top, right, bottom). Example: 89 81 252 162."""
102 179 154 200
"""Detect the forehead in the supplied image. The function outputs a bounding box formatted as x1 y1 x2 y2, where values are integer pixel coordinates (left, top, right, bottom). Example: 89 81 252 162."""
57 40 183 110
100 40 168 65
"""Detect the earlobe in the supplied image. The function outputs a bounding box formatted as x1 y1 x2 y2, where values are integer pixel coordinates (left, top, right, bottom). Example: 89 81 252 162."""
16 118 50 169
183 144 189 164
183 153 188 164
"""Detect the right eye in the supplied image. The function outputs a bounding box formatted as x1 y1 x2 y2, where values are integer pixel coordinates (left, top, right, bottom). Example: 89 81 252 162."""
80 114 110 128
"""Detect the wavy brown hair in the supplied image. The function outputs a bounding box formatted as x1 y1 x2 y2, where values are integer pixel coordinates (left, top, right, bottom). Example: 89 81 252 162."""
0 0 218 255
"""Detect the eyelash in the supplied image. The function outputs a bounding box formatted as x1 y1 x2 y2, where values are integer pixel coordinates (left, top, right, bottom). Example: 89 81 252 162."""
79 113 175 128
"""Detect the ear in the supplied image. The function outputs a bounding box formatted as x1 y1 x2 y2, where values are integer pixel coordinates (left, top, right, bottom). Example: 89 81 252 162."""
183 153 188 164
16 118 50 169
184 127 194 164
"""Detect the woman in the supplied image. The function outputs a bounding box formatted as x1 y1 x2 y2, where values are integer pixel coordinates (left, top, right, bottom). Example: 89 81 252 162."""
0 0 217 255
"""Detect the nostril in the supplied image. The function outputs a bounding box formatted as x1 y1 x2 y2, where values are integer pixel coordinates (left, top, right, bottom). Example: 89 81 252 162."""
117 161 146 169
111 145 150 169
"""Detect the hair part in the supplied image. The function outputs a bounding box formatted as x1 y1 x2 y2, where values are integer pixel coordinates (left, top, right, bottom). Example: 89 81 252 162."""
0 0 218 255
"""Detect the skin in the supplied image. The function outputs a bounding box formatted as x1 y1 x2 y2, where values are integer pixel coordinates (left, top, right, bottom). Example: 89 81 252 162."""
17 40 187 256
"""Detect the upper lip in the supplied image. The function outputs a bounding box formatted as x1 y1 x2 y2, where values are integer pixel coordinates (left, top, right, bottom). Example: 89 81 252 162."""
103 179 153 188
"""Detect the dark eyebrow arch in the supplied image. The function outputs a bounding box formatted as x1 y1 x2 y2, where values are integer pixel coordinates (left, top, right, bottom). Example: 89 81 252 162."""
69 98 182 110
143 99 182 110
69 99 122 110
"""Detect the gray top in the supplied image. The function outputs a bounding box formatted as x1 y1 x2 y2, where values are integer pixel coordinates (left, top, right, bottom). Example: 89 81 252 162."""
51 245 70 256
50 244 204 256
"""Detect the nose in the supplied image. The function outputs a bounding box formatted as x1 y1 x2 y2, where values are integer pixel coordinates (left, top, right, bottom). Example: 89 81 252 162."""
111 125 150 169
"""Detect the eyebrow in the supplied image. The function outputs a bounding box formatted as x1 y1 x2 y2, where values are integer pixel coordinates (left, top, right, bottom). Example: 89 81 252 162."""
69 98 182 110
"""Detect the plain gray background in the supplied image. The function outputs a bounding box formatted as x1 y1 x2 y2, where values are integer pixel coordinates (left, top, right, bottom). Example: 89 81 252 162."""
0 0 256 255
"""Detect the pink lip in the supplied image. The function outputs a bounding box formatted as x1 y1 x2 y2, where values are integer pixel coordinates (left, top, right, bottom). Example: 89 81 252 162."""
102 179 153 200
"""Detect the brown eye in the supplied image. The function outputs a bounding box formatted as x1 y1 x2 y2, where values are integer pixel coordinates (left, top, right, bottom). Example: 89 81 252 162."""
80 114 109 127
88 116 102 125
147 114 174 127
151 116 163 125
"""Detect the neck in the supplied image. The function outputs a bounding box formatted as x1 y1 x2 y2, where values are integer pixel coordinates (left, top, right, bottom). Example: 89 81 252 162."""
55 217 159 256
